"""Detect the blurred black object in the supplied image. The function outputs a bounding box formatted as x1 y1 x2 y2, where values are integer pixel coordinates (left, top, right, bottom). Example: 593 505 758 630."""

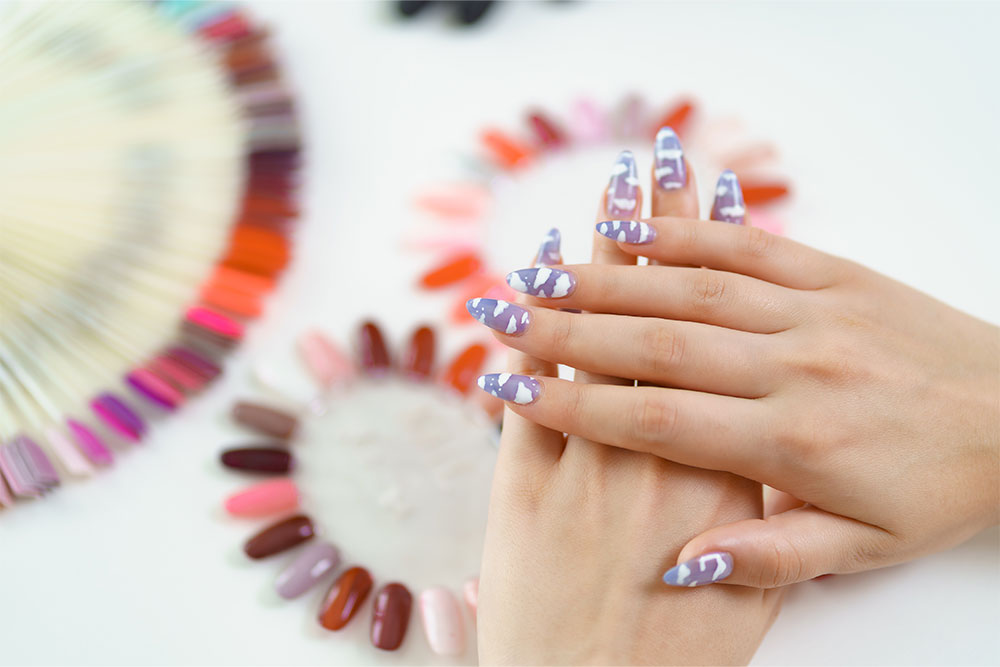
395 1 497 27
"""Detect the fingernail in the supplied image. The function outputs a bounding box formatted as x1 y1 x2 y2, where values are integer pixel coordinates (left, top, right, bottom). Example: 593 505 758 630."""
418 587 466 656
534 227 562 266
654 126 686 190
359 321 392 376
220 446 293 474
443 343 488 395
275 540 341 599
232 401 299 439
711 170 746 224
662 552 734 587
596 219 656 244
371 582 414 651
506 267 576 299
319 566 374 631
297 329 354 388
243 514 315 559
606 150 639 217
466 298 531 336
224 478 299 517
477 373 541 405
403 325 436 380
463 577 479 622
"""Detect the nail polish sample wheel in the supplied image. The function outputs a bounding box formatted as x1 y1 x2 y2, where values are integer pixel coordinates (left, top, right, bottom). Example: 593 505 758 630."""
0 1 302 507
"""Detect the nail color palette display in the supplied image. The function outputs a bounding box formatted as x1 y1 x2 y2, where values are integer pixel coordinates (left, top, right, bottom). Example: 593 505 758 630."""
216 323 496 658
0 1 301 506
408 95 793 322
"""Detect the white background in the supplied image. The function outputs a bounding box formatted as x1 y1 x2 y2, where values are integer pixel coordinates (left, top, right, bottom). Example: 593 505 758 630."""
2 1 1000 665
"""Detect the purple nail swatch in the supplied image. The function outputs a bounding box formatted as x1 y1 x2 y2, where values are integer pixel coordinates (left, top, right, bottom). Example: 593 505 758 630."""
17 436 60 489
67 418 114 466
466 298 531 336
0 440 38 497
275 540 341 599
596 220 655 244
710 170 746 224
606 150 639 217
506 267 576 299
91 393 146 442
662 552 734 587
534 228 562 266
0 435 61 498
654 126 686 190
477 373 541 405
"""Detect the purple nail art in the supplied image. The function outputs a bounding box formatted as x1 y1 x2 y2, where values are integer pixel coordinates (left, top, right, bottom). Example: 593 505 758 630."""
662 552 734 587
466 298 531 336
710 170 746 224
477 373 541 405
534 228 562 266
506 267 576 299
596 220 656 244
606 150 639 217
91 393 145 442
654 126 686 190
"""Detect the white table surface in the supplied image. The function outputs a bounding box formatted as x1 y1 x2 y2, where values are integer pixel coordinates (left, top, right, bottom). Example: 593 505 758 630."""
2 2 999 665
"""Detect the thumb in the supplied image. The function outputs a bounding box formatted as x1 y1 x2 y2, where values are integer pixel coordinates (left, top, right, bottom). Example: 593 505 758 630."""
661 506 897 589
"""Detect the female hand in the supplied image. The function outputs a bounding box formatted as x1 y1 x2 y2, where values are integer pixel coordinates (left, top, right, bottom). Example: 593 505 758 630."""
474 146 1000 589
476 138 781 665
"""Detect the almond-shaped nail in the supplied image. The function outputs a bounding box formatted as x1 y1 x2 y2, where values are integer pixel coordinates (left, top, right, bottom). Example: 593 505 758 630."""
371 582 413 651
654 126 686 190
319 566 374 631
477 373 540 405
534 227 562 266
662 551 733 587
275 540 340 599
466 298 531 335
419 587 466 656
506 267 576 299
232 401 299 439
710 170 746 224
606 150 639 217
403 325 436 380
224 478 299 517
359 320 392 375
596 219 656 244
244 514 315 559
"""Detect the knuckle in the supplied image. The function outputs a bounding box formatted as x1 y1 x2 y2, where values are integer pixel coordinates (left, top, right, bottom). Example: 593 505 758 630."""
767 534 807 587
630 396 679 446
737 225 775 259
640 324 686 377
688 269 729 311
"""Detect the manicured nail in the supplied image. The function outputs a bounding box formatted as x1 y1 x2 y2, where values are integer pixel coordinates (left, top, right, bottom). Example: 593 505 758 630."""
275 540 341 599
403 325 436 380
662 552 734 587
466 298 531 336
477 373 541 405
359 320 392 375
463 577 479 622
220 446 292 474
243 514 315 559
596 219 656 244
232 401 299 439
419 587 466 656
534 227 562 266
319 566 374 631
371 582 414 651
297 329 354 388
654 126 686 190
606 150 639 217
443 343 488 395
224 478 299 517
506 267 576 299
711 170 746 224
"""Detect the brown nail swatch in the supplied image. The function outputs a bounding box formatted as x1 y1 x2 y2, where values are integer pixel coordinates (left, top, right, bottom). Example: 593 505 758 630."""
232 401 299 439
220 446 292 473
359 322 391 375
319 566 373 631
243 514 314 559
370 582 413 651
403 326 435 380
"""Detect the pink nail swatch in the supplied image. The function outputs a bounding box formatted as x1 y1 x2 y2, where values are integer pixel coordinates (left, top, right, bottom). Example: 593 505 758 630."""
224 478 299 517
419 587 465 656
